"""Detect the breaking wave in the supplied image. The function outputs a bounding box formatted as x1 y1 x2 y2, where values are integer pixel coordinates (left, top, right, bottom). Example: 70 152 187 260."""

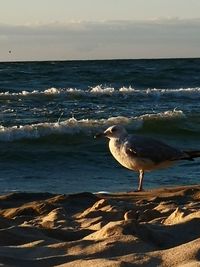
0 109 193 142
0 86 200 100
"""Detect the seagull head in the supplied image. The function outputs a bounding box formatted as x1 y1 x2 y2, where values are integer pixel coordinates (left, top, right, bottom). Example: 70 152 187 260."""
95 125 128 139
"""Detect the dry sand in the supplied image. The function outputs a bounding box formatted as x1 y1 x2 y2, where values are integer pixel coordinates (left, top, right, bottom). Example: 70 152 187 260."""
0 185 200 266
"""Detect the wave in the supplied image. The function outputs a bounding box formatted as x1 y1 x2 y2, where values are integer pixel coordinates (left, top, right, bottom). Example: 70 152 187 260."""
0 86 200 100
0 109 194 142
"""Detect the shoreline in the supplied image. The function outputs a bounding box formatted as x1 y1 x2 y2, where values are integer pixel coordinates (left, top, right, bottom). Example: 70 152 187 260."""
0 184 200 266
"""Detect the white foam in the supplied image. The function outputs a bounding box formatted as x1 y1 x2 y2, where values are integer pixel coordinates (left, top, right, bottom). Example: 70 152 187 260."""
44 87 61 94
138 109 186 120
119 86 137 93
0 86 200 99
90 85 115 94
0 109 185 142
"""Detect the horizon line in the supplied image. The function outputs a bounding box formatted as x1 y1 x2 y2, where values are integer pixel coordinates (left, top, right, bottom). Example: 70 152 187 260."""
1 56 200 64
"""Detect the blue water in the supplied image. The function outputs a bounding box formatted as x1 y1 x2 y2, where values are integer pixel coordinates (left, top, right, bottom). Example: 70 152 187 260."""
0 58 200 193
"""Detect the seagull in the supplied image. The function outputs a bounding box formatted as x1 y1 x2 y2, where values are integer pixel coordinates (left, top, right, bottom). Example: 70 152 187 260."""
95 125 200 191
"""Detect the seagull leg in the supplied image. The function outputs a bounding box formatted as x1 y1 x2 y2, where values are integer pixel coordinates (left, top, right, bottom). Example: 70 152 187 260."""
137 170 144 191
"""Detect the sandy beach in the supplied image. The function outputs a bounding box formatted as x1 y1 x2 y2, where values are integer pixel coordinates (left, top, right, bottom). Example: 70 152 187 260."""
0 185 199 266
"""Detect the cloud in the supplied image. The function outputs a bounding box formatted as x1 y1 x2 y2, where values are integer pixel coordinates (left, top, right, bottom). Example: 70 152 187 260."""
1 18 200 61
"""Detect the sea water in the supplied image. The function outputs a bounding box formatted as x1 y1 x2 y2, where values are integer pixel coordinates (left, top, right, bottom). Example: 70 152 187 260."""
0 58 199 193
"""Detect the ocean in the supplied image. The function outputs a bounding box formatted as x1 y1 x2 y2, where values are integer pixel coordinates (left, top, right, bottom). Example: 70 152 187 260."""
0 58 200 194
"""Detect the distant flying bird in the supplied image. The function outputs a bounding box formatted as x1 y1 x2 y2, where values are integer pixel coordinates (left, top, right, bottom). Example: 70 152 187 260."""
95 125 200 191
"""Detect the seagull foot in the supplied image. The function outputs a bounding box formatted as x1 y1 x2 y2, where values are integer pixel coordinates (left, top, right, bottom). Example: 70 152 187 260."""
126 189 144 193
135 188 144 192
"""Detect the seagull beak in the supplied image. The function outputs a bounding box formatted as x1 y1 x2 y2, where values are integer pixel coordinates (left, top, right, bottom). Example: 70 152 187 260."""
94 132 105 139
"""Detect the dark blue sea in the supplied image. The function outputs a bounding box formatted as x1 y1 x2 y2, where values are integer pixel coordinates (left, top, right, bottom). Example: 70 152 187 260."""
0 58 200 194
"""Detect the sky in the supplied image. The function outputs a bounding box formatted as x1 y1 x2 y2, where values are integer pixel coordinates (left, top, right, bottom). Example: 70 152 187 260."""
0 0 200 61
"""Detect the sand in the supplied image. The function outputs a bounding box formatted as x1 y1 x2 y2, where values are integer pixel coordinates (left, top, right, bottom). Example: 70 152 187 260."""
0 185 200 267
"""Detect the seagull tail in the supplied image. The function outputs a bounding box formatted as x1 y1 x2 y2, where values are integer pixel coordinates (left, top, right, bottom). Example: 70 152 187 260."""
183 150 200 160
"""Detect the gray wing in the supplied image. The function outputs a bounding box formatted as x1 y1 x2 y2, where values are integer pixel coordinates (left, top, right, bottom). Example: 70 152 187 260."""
124 135 184 163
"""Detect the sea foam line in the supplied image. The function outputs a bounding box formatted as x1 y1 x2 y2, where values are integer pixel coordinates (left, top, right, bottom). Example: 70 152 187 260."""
0 109 185 141
0 86 200 99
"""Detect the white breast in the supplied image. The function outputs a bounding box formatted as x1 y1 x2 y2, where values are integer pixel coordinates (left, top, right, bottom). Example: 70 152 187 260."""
109 139 139 171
